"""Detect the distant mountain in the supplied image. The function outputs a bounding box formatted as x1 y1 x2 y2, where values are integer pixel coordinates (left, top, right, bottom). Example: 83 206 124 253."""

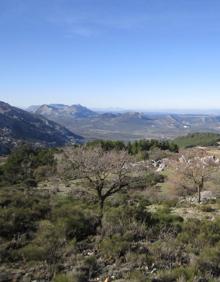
26 105 42 113
28 103 220 141
0 101 84 155
35 104 97 118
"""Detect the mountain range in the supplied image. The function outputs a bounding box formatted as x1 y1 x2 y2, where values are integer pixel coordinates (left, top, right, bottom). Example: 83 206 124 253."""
27 103 220 141
0 101 83 154
2 100 220 155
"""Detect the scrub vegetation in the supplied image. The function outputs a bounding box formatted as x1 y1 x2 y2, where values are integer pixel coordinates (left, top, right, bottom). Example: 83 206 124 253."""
1 141 220 281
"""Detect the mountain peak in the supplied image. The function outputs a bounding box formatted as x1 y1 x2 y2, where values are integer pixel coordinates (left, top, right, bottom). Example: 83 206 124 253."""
33 103 97 118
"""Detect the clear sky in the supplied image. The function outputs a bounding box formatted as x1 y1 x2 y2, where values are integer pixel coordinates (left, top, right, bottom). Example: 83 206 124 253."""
1 0 220 110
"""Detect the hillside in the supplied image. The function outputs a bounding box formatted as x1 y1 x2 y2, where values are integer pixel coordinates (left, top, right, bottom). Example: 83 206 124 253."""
28 104 220 140
174 132 220 148
1 144 220 281
0 101 84 154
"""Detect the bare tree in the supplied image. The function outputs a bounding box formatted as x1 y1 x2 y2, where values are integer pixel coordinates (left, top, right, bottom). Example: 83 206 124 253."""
171 149 219 203
62 146 134 217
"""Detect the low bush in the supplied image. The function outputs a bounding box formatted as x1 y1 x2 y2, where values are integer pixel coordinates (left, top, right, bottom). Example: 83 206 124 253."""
150 207 183 240
0 145 56 186
145 172 165 187
19 220 65 263
54 274 72 282
196 245 220 277
102 204 153 239
51 198 99 241
126 270 146 282
100 235 130 260
154 266 198 282
0 189 50 239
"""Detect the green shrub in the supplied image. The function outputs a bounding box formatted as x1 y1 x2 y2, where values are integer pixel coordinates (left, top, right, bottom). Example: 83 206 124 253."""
150 207 183 239
177 218 220 256
54 274 72 282
197 245 220 277
61 212 97 241
145 172 165 187
102 204 153 239
177 219 201 243
125 252 153 268
199 219 220 246
54 273 85 282
149 239 189 271
162 199 179 208
52 199 99 241
20 220 65 263
100 235 130 260
54 271 88 282
0 189 50 239
126 270 146 282
0 145 56 186
20 244 47 261
154 266 197 282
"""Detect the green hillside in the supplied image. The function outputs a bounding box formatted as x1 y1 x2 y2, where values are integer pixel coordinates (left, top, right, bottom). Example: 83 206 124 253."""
174 132 220 148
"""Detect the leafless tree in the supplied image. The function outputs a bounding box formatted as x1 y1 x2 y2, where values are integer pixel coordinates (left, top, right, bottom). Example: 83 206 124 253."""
62 146 134 217
171 149 219 203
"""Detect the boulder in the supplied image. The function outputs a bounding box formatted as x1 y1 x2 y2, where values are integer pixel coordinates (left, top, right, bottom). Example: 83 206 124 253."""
200 191 216 202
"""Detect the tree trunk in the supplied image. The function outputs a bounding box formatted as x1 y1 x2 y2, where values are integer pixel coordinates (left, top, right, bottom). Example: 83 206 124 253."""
99 199 104 219
98 197 105 232
197 186 201 203
198 178 204 203
197 183 203 203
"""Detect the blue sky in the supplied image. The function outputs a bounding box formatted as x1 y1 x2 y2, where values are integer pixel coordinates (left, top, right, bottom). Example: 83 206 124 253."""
1 0 220 110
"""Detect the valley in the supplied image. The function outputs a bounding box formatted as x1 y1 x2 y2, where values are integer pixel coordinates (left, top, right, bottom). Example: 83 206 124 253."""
28 103 220 141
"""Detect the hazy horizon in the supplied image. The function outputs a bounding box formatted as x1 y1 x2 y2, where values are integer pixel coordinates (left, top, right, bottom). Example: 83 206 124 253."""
3 99 220 115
